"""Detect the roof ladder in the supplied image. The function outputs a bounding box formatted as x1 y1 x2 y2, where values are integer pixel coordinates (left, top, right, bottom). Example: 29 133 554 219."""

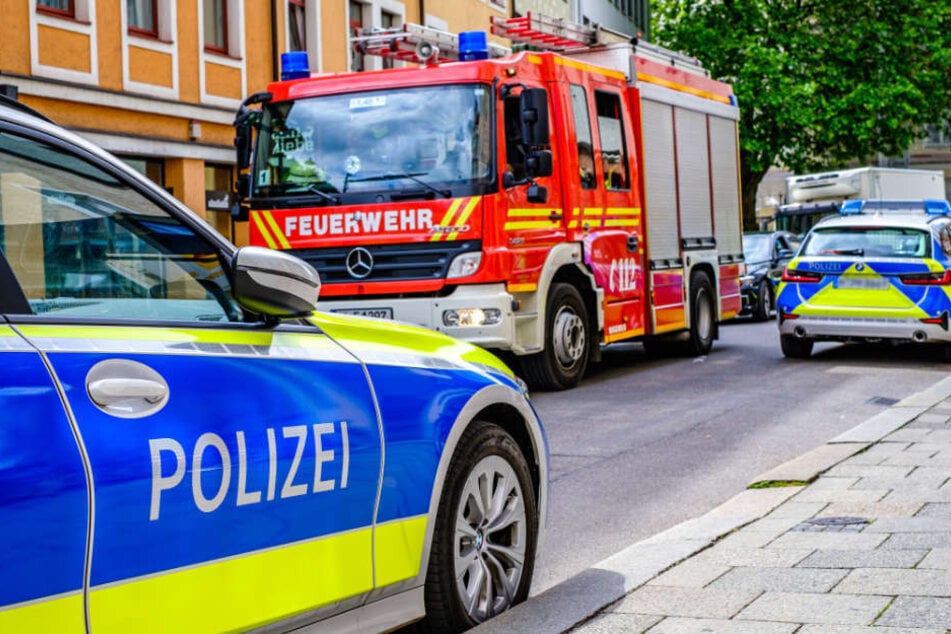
489 12 601 51
352 23 510 64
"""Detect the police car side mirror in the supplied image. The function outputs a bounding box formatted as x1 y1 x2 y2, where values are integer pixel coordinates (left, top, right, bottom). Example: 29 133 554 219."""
776 248 794 261
232 246 320 319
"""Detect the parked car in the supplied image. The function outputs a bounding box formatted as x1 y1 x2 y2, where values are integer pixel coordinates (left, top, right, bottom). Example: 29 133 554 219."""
740 231 801 321
0 96 547 633
776 198 951 359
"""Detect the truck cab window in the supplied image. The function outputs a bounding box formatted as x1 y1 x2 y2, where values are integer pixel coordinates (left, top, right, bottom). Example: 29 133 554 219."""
503 95 527 182
595 91 629 190
570 84 596 190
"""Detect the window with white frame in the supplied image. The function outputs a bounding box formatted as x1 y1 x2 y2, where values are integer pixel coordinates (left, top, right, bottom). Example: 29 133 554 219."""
289 0 306 51
203 0 228 54
128 0 158 36
37 0 74 17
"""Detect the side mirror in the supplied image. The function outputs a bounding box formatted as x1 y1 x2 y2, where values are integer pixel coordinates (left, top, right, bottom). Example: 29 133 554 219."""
526 149 553 178
520 88 550 147
234 122 252 170
502 170 517 189
232 246 320 319
527 183 548 204
776 248 794 260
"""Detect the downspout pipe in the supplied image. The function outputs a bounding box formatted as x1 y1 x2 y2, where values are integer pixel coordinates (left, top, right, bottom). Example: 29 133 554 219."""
271 0 280 81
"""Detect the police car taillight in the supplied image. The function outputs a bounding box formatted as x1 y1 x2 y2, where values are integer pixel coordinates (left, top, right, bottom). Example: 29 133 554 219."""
781 267 823 283
900 270 951 286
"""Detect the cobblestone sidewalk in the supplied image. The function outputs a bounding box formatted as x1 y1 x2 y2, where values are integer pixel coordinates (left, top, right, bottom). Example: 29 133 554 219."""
572 380 951 633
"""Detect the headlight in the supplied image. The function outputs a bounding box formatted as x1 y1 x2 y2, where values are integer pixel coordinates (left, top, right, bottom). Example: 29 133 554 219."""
447 252 482 279
443 308 502 327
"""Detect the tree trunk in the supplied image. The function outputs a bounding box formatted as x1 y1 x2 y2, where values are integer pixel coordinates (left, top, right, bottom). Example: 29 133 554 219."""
739 150 770 232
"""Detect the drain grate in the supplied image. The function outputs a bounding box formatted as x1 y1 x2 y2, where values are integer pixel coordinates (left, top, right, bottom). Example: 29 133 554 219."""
793 516 872 532
866 396 900 406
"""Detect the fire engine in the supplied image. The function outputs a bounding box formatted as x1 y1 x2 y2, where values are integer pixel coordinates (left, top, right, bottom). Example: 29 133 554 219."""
233 13 745 390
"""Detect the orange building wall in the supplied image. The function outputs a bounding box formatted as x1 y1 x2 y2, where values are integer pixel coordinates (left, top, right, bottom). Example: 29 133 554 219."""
129 47 175 88
204 62 243 100
96 0 122 90
321 3 348 72
37 26 91 73
244 0 277 94
177 0 200 103
0 0 30 74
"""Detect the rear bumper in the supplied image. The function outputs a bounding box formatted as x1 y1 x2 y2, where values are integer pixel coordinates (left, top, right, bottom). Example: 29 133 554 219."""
779 314 951 344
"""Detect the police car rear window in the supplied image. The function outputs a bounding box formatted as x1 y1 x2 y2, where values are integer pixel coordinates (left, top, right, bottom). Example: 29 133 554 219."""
802 226 930 259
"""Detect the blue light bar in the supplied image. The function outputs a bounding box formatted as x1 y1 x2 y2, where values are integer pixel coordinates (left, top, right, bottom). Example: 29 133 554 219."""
839 199 864 215
280 51 310 81
924 199 951 216
459 31 489 61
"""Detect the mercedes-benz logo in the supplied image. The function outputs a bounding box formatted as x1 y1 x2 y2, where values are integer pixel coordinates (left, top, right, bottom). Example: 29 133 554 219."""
345 247 374 279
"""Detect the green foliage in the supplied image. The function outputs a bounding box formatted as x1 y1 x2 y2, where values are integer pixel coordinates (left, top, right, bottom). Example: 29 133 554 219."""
652 0 951 224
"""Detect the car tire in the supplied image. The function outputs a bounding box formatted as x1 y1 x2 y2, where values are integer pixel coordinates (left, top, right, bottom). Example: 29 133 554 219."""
752 280 772 322
685 270 716 356
421 421 537 632
781 335 814 359
521 283 590 390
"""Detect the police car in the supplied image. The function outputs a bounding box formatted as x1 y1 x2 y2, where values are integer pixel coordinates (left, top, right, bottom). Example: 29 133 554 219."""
0 97 547 633
776 198 951 359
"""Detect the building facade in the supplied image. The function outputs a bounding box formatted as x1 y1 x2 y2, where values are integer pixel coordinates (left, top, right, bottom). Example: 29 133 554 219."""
0 0 516 244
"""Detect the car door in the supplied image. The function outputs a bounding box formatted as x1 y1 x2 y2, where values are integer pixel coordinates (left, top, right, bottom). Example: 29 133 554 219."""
0 122 382 632
0 320 88 633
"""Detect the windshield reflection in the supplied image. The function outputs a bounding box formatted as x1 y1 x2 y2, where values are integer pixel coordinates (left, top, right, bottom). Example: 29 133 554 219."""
253 84 493 201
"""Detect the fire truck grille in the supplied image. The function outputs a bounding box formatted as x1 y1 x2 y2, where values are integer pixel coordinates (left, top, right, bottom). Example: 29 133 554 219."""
295 240 482 283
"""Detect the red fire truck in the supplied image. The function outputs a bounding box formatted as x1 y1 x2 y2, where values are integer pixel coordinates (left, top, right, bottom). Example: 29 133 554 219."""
233 14 744 390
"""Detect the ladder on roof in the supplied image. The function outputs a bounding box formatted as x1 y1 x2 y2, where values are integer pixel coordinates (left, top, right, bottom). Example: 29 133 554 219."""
489 12 601 51
490 12 707 76
352 23 510 64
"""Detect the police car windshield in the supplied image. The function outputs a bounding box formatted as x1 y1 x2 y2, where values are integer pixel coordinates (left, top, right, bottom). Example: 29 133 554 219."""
802 226 931 259
252 84 492 201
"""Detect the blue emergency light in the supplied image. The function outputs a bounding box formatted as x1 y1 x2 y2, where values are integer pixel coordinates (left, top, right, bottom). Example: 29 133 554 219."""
459 31 489 61
840 199 864 215
924 199 951 216
281 51 310 80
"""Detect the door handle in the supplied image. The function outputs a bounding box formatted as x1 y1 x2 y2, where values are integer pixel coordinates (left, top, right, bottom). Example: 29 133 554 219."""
89 378 168 404
549 211 563 221
86 359 170 418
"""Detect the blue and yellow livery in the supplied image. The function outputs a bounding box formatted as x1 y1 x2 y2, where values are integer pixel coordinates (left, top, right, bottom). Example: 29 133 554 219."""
0 99 547 633
776 200 951 359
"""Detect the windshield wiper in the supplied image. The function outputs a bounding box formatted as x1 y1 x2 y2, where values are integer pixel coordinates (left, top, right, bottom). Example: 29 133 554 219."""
346 172 451 198
257 182 340 205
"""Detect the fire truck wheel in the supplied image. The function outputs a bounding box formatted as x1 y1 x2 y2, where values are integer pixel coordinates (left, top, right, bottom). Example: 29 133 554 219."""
521 283 590 390
686 271 716 356
420 421 537 632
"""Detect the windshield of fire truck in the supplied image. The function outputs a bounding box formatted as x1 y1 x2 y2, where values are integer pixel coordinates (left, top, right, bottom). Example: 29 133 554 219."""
252 84 492 201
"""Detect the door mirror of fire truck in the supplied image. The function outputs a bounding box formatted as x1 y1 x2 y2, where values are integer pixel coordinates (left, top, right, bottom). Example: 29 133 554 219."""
519 88 550 147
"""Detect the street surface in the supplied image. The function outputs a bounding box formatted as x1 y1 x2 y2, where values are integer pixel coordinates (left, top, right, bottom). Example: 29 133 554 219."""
530 317 950 594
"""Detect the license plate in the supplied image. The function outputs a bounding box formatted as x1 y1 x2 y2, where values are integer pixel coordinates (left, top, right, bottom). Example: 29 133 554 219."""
332 307 394 319
837 276 888 290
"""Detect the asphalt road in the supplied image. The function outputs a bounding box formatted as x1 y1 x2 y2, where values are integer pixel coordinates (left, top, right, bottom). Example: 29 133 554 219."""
528 317 950 594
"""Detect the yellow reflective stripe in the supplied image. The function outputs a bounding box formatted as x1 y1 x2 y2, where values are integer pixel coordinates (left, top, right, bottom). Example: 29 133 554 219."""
606 208 640 216
447 197 481 241
0 593 84 633
527 54 543 64
604 218 640 227
507 283 538 292
431 198 464 242
89 528 373 634
553 55 627 81
636 72 733 105
250 211 278 250
14 325 352 361
374 516 428 587
261 211 292 250
507 208 554 218
505 221 552 230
